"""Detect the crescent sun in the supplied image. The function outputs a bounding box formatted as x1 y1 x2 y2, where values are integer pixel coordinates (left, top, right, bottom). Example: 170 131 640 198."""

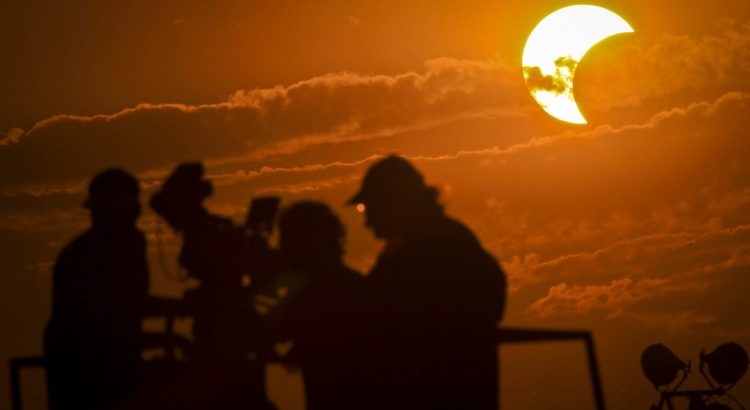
522 5 633 124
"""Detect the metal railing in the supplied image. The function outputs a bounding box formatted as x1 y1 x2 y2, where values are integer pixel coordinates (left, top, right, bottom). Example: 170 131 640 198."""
9 356 46 410
496 327 606 410
9 327 606 410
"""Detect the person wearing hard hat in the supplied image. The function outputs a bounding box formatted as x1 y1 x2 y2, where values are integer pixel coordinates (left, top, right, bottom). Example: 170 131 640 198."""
350 155 507 410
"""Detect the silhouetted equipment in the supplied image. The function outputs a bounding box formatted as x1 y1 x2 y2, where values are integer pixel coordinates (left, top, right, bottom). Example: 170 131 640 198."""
641 342 747 410
150 163 213 227
242 195 282 289
642 344 689 389
702 343 749 388
245 196 281 238
150 163 279 409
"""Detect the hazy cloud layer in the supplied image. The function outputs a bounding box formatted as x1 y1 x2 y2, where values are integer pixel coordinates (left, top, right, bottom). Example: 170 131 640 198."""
526 278 705 319
194 90 750 200
5 22 750 191
0 58 525 188
580 21 750 110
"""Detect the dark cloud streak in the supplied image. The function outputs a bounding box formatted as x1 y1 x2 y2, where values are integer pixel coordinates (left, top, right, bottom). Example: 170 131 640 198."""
0 58 525 188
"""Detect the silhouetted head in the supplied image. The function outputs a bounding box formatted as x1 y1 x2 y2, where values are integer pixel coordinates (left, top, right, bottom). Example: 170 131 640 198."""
279 201 345 269
83 169 141 229
150 162 213 230
348 155 441 240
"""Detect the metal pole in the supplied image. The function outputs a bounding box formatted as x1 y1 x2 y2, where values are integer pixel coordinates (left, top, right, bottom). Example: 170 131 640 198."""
583 334 606 410
8 357 46 410
10 359 21 410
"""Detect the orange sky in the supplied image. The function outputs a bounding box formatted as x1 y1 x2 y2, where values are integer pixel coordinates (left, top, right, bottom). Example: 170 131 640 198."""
2 1 750 409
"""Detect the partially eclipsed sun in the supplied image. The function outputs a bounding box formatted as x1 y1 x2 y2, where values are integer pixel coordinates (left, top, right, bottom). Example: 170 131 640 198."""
522 5 633 124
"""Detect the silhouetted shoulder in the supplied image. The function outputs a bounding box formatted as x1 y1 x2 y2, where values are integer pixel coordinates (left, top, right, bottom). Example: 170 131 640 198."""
420 216 499 263
57 229 95 257
413 215 507 324
53 231 87 270
435 216 485 246
52 229 128 284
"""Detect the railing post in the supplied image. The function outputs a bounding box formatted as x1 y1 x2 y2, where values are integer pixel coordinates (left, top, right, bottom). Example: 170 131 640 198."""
9 357 47 410
584 334 606 410
10 359 22 410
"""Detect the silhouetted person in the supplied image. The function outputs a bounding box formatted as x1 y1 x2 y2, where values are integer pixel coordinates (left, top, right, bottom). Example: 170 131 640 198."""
44 169 149 410
272 202 365 410
349 156 507 410
150 162 275 410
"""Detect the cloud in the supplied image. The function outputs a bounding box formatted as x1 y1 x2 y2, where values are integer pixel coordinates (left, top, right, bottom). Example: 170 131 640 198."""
527 277 704 319
0 57 525 188
0 211 84 232
522 66 567 95
522 56 577 95
0 128 23 146
629 311 716 332
206 155 381 186
401 91 750 165
706 187 750 215
579 21 750 111
7 20 750 190
508 222 750 281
